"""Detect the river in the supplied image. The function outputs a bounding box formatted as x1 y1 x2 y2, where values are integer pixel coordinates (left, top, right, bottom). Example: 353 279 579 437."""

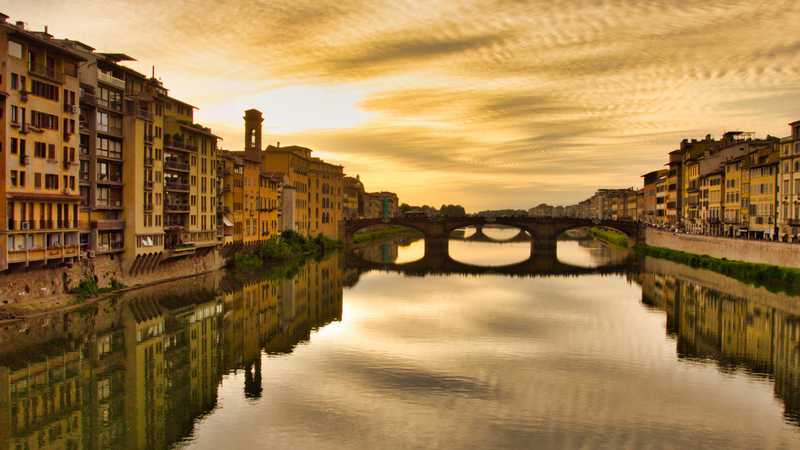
1 228 799 449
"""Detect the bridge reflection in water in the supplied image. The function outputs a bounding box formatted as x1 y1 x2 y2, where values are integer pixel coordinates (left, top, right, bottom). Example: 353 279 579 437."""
348 229 637 277
0 243 799 448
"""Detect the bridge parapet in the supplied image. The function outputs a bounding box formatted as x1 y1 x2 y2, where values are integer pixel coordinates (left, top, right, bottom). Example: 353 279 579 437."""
344 217 641 248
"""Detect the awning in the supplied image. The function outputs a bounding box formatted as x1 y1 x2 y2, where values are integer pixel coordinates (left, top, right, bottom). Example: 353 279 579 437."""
222 215 234 227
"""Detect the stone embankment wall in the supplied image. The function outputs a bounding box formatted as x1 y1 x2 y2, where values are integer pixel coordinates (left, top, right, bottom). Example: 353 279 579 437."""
643 257 800 315
645 228 800 268
0 250 225 306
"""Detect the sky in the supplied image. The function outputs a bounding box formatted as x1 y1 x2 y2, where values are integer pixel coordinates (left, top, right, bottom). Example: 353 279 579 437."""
7 0 800 211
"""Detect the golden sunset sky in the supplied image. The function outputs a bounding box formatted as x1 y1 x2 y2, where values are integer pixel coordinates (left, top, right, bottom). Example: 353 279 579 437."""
8 1 800 210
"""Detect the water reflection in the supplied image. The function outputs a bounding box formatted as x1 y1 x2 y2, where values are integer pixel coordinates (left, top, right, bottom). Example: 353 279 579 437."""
0 240 798 449
0 255 343 450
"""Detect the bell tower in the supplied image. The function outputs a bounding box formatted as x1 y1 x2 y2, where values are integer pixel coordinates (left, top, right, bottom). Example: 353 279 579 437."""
244 109 263 153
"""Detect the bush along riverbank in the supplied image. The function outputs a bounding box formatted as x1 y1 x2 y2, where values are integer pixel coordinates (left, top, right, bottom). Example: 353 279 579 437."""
352 225 423 245
589 227 630 248
229 230 341 274
70 276 127 302
635 243 800 296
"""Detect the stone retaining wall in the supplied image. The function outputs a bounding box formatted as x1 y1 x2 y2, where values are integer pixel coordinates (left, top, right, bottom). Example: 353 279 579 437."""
0 250 225 307
645 228 800 268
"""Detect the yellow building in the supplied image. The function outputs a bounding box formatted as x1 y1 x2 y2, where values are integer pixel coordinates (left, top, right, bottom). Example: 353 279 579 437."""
723 156 749 237
162 96 219 254
219 151 243 242
748 146 779 239
309 157 344 239
778 121 800 241
699 170 724 235
263 144 311 235
219 110 282 245
1 20 84 271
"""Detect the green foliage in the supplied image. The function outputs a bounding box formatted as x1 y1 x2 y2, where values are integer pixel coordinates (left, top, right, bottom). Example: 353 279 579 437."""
352 225 422 244
589 227 629 248
439 204 467 217
229 232 341 273
70 275 126 302
636 243 800 296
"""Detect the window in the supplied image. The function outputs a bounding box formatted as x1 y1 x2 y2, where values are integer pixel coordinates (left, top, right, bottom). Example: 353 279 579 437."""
97 137 122 159
10 170 17 187
45 174 59 189
10 105 18 124
11 73 18 89
34 142 46 158
31 80 59 101
34 173 42 189
8 41 22 59
10 138 17 154
31 111 58 130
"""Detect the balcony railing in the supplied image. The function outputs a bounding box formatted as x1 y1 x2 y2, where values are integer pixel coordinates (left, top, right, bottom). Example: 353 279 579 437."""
144 180 154 190
30 62 65 83
165 203 190 213
80 90 96 106
97 70 125 89
788 218 800 226
164 160 189 172
164 135 198 152
165 181 189 192
63 103 77 114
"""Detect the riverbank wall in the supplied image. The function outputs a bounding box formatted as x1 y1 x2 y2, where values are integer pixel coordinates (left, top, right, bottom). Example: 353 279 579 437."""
0 250 225 309
644 228 800 269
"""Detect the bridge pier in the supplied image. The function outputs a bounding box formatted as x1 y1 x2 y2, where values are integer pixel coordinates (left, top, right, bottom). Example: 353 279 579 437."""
424 236 449 265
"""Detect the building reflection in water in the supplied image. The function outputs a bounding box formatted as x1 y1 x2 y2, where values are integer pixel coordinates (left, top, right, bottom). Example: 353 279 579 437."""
637 258 800 425
2 242 800 449
0 254 343 450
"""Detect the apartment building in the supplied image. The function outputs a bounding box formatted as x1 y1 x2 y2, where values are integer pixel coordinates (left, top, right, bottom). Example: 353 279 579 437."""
641 169 667 225
748 146 779 239
263 144 310 235
162 96 218 254
56 42 145 261
778 121 800 241
723 156 749 236
699 169 723 235
309 157 344 239
1 19 83 271
343 175 364 219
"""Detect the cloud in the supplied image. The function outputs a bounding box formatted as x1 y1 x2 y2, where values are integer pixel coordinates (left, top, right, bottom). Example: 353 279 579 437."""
7 0 800 210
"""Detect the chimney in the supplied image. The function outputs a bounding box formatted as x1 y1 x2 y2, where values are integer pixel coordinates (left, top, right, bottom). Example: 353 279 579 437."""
152 65 155 78
15 20 24 29
277 141 280 148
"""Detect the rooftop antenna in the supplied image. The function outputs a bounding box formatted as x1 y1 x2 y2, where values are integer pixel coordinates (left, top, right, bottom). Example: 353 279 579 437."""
152 65 155 78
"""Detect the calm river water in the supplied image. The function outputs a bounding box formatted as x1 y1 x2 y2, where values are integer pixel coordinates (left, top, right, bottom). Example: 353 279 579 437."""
1 229 799 449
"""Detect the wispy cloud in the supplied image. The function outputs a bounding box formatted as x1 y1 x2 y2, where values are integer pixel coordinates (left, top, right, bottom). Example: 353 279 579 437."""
8 0 800 209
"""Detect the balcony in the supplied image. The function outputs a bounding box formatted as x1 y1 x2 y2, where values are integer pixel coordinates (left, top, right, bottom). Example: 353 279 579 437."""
144 180 154 190
63 103 77 114
30 62 65 83
165 181 189 192
164 135 197 152
137 109 153 121
165 203 190 213
144 133 154 144
92 219 125 231
80 90 96 107
97 70 125 89
144 155 154 166
787 218 800 226
164 159 190 172
20 154 30 166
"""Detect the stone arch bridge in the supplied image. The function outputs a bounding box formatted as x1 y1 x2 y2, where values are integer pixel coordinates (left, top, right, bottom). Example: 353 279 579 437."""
344 216 642 260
